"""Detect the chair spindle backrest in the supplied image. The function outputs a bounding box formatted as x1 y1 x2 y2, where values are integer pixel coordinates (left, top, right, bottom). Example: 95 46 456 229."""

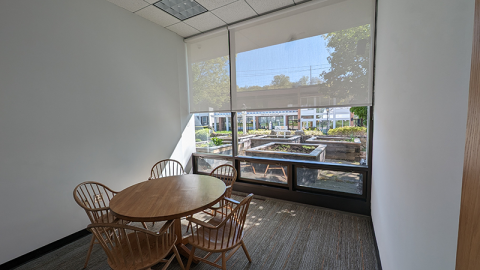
73 182 117 224
88 222 176 269
209 164 237 198
191 194 253 250
150 159 185 179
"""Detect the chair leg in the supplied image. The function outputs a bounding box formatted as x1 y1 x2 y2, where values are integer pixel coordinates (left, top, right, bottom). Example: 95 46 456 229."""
281 167 287 179
186 246 196 270
83 235 95 269
222 252 227 270
241 240 252 263
264 165 270 177
172 246 185 270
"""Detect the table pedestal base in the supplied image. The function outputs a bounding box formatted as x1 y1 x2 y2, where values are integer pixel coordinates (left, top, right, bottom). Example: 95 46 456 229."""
175 218 199 264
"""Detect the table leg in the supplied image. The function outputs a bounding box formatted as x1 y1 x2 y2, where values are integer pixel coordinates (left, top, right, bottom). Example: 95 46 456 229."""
174 218 199 264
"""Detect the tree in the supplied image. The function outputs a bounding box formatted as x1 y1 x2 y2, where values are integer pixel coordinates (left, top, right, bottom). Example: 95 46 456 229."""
191 56 230 111
270 74 292 89
292 75 309 87
350 106 367 126
320 24 371 104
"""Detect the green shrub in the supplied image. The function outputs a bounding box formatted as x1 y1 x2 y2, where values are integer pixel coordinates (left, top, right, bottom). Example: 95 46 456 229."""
328 126 367 136
304 130 324 136
211 137 223 146
195 128 211 141
247 129 270 135
195 138 201 142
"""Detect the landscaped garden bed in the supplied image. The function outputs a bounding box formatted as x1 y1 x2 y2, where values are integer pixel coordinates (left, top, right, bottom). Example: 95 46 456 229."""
196 142 232 155
305 136 361 162
249 135 301 148
245 142 326 162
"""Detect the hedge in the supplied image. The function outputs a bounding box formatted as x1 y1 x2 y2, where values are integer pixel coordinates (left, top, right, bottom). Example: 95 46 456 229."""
327 126 367 136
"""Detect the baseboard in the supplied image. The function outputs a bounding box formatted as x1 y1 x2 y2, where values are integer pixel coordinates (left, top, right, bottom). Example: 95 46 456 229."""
0 229 90 270
371 221 383 270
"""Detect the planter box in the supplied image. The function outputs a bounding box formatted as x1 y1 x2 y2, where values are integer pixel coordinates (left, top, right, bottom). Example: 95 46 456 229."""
196 144 232 155
245 142 326 162
305 136 361 161
250 135 301 148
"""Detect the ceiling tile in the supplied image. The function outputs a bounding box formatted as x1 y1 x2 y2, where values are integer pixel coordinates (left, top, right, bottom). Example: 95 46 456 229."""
106 0 150 12
246 0 294 14
211 1 257 24
167 22 201 37
135 5 180 27
195 0 238 10
184 12 226 32
144 0 158 3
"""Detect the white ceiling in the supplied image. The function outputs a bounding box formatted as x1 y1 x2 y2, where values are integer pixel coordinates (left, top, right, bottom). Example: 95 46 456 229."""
106 0 312 38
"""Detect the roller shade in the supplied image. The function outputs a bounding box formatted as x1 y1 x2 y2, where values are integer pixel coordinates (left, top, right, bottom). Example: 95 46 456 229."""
230 0 374 111
185 0 375 113
186 29 231 113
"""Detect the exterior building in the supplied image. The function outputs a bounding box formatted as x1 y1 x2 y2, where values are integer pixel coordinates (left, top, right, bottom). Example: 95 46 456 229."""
195 107 354 132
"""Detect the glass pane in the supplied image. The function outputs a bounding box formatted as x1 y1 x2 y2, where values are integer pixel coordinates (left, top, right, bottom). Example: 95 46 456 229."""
194 113 232 156
197 158 232 174
239 161 287 185
235 108 367 166
297 168 363 195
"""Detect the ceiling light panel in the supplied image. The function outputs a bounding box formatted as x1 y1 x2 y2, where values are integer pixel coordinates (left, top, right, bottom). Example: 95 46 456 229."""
154 0 208 21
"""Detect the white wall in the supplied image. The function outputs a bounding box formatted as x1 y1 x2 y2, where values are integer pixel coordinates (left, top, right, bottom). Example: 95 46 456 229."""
0 0 192 264
372 0 474 269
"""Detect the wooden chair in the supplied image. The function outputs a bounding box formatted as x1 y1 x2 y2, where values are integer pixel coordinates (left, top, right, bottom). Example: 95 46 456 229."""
185 194 254 270
73 181 147 268
187 164 237 232
240 163 256 174
88 221 184 270
210 164 237 198
149 159 185 179
264 164 287 179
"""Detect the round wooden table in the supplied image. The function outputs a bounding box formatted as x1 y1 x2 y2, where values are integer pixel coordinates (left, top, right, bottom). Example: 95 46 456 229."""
110 174 226 260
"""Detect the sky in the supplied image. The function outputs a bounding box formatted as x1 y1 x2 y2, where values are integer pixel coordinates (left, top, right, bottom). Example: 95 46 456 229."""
235 35 331 88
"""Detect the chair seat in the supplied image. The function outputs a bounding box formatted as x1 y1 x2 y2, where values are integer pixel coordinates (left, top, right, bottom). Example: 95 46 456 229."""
209 202 221 209
188 217 243 251
108 232 172 270
97 211 129 225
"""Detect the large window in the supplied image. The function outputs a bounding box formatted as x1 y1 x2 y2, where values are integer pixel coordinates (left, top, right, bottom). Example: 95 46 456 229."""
187 0 374 211
235 108 368 167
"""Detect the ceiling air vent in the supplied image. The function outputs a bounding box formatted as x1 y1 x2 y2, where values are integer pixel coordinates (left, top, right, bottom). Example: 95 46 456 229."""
154 0 207 21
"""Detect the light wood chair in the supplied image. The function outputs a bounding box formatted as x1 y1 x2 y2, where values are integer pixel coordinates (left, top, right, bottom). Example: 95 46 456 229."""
264 164 287 179
187 164 238 233
149 159 185 179
88 221 185 270
240 163 256 174
210 164 237 199
73 181 147 268
185 194 254 270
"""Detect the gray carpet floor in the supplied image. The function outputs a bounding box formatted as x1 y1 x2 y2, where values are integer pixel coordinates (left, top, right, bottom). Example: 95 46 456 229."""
14 194 379 270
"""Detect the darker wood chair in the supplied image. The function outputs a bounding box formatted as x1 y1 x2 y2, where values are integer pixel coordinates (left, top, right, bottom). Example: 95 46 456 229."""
185 194 254 270
149 159 185 179
88 221 184 270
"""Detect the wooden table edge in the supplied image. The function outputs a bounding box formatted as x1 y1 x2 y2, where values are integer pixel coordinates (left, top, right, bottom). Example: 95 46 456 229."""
110 190 225 223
